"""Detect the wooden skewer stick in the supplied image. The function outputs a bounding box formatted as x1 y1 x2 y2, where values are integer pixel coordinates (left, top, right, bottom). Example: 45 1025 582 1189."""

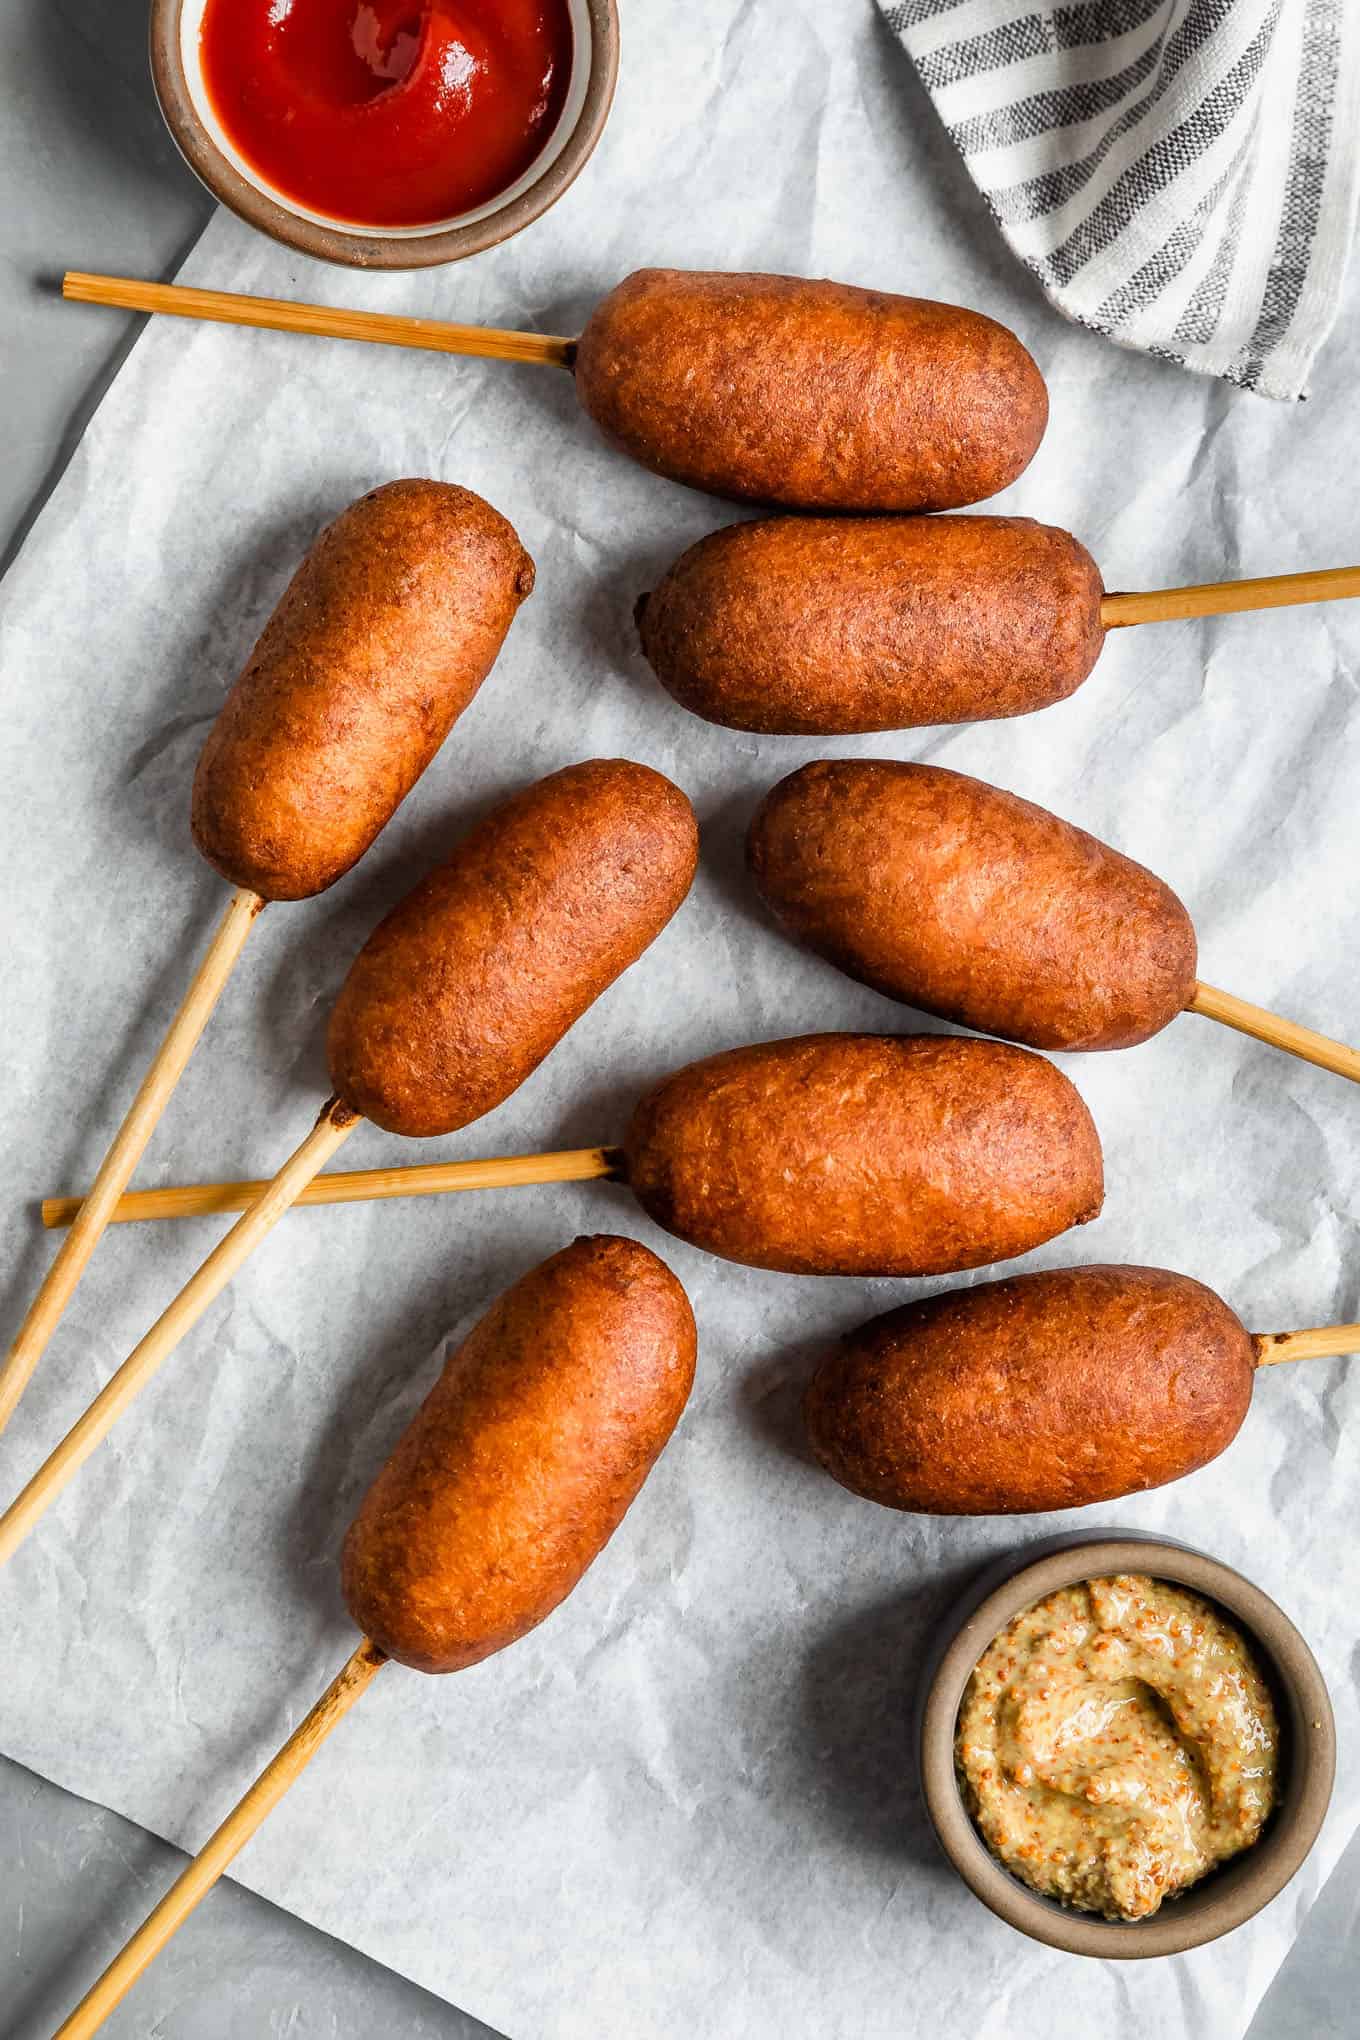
63 272 576 369
36 978 1360 1240
54 1638 387 2040
1187 981 1360 1086
1101 564 1360 628
0 1098 358 1570
51 278 1360 635
37 980 1360 1240
0 887 263 1437
1254 1323 1360 1366
41 1145 622 1229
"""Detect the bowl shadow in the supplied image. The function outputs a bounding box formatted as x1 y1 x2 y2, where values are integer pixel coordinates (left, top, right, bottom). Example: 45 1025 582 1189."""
787 1564 981 1873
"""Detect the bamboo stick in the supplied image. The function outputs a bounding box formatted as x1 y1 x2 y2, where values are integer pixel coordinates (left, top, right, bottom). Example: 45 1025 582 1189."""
0 887 263 1436
41 975 1360 1236
54 1639 386 2040
1101 564 1360 628
0 1099 359 1570
1187 981 1360 1086
1253 1324 1360 1367
42 1145 622 1229
63 272 576 368
52 275 1360 635
33 982 1360 1251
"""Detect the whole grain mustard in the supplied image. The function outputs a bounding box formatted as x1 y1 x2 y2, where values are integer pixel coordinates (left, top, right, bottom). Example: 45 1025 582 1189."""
956 1574 1280 1921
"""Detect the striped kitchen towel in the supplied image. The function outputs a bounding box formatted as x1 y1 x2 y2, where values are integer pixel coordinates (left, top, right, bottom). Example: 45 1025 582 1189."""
879 0 1360 397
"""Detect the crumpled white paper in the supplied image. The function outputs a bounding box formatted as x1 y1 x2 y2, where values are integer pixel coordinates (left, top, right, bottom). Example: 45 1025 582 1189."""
1 4 1358 2036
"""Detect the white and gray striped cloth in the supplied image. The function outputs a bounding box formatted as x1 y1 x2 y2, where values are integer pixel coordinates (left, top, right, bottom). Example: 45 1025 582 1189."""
879 0 1360 397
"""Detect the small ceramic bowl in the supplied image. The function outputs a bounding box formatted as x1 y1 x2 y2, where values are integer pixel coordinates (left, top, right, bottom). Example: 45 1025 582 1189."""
917 1533 1334 1958
149 0 619 269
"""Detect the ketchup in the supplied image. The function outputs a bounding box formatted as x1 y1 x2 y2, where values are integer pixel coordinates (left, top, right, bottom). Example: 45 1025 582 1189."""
200 0 574 228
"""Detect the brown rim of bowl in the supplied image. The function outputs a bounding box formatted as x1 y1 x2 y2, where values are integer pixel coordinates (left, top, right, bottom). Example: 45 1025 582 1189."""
918 1533 1335 1959
148 0 620 270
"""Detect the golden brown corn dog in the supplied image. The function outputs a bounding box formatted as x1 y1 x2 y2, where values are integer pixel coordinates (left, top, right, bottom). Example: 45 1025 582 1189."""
622 1033 1103 1276
575 272 1047 514
328 759 699 1135
804 1265 1256 1514
637 514 1101 733
748 761 1197 1049
193 480 535 897
343 1234 696 1672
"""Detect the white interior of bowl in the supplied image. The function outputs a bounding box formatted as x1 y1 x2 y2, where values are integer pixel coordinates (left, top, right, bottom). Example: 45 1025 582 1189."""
178 0 593 238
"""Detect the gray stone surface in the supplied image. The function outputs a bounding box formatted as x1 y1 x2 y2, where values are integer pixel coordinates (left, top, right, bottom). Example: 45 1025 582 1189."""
2 1759 497 2040
0 0 203 578
0 1 1349 2034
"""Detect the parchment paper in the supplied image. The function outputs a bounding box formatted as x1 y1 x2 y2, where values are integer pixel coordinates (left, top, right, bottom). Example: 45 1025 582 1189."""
2 4 1358 2035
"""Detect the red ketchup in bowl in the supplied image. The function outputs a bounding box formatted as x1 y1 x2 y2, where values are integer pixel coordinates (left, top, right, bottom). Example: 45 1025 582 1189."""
199 0 574 227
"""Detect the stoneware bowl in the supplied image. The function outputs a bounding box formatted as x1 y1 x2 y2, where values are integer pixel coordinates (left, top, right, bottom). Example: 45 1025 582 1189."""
149 0 619 269
917 1533 1334 1958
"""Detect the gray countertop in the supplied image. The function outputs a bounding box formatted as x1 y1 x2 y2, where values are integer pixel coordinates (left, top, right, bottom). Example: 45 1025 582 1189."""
0 4 1351 2035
